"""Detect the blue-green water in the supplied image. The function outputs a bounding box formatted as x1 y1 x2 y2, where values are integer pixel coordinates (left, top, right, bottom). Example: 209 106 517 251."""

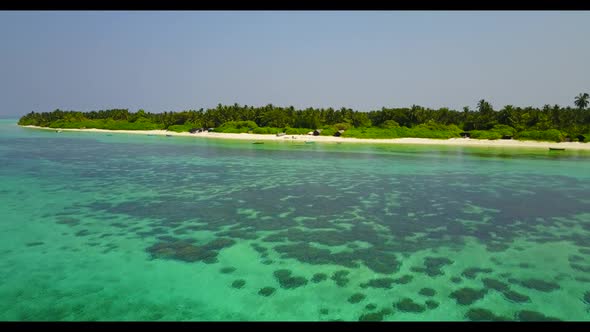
1 119 590 321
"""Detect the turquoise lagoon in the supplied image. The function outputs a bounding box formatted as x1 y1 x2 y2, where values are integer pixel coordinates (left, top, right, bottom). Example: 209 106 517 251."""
1 119 589 321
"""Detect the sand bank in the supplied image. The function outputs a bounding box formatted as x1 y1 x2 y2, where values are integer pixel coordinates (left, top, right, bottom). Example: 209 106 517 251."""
21 125 590 150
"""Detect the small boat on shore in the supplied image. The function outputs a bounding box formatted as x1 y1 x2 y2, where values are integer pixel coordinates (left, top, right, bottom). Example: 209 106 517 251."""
549 147 565 151
166 134 172 137
56 130 62 133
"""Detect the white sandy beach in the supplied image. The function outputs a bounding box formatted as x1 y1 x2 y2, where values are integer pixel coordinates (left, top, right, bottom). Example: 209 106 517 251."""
21 125 590 150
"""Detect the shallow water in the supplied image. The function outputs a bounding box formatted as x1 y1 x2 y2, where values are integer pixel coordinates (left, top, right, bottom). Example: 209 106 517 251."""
1 119 590 321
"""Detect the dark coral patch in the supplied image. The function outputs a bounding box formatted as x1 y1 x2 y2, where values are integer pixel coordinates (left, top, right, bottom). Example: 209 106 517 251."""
203 257 218 264
156 235 177 242
569 255 585 262
258 287 276 297
411 256 453 277
466 308 509 321
217 229 257 240
360 278 395 289
362 251 400 274
273 269 308 289
450 276 462 283
516 310 560 321
395 298 425 313
449 288 487 305
331 270 350 287
575 277 590 283
365 303 377 310
56 217 80 226
311 273 328 283
419 288 436 297
146 237 235 263
250 243 268 253
231 279 246 289
502 290 530 303
482 278 509 292
347 293 366 304
425 300 439 309
462 267 493 279
519 279 560 292
358 308 392 321
319 308 329 315
75 229 91 237
26 241 44 247
570 264 590 273
583 291 590 305
394 274 413 284
220 267 236 274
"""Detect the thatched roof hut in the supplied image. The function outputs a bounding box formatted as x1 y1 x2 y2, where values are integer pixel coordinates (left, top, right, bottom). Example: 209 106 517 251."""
460 132 471 138
577 135 586 142
334 129 345 137
501 135 513 140
313 129 322 136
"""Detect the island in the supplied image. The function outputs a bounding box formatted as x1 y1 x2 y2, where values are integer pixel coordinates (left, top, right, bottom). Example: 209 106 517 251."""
18 94 590 150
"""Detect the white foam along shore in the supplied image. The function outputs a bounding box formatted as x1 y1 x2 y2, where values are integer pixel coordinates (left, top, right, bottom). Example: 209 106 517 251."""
20 125 590 150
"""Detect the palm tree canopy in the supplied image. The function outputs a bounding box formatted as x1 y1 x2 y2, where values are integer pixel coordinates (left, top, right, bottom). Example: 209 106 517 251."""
574 93 589 109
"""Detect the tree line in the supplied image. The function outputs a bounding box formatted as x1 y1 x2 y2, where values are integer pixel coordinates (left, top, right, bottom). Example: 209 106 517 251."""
18 93 590 142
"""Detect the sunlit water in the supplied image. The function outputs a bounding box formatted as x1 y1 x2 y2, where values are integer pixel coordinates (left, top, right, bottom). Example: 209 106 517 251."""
1 119 590 321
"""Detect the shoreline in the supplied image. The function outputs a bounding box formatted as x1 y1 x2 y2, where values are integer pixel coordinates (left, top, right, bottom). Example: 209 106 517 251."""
20 125 590 150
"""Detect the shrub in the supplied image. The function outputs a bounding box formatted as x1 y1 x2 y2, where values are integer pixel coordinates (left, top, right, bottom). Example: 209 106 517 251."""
252 127 283 134
284 127 313 135
469 130 503 140
516 129 564 142
333 122 352 131
167 124 192 132
380 120 400 129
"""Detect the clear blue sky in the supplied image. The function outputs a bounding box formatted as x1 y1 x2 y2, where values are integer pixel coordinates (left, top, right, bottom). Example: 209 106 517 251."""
1 11 589 116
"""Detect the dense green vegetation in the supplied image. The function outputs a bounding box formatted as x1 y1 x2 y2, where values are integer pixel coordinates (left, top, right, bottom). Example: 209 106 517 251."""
17 94 590 142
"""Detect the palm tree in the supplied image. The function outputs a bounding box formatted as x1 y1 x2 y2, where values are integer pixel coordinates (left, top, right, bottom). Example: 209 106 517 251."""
574 93 589 110
477 99 492 113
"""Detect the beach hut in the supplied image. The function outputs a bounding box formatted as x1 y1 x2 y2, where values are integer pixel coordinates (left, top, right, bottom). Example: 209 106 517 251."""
577 135 586 142
334 130 345 137
313 129 322 136
460 132 471 138
501 135 513 140
276 132 286 137
564 136 572 142
189 128 199 134
208 128 215 132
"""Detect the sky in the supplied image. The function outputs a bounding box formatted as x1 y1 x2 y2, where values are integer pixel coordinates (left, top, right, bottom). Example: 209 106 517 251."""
0 11 589 116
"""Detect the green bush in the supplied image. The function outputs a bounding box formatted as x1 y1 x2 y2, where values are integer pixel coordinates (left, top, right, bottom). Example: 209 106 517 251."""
343 127 405 139
491 124 516 137
333 122 352 131
319 127 338 136
411 123 462 139
469 130 503 140
252 127 283 134
380 120 400 129
516 129 564 142
215 120 259 133
284 127 313 135
167 124 193 132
